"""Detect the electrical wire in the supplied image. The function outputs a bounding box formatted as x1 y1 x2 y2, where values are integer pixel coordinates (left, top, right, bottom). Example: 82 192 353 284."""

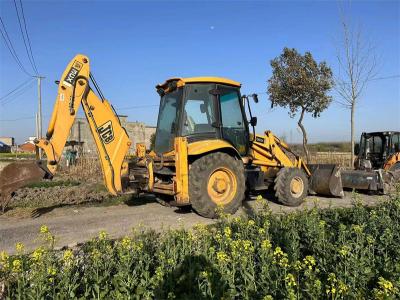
0 16 32 76
13 0 38 75
0 77 34 102
117 104 159 110
18 0 39 74
1 79 35 106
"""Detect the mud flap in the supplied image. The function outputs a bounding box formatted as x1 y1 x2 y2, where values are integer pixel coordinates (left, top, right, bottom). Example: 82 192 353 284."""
0 161 50 212
308 164 344 197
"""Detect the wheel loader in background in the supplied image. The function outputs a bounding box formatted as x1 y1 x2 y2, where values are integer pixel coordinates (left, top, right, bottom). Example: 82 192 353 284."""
340 131 400 194
0 54 393 217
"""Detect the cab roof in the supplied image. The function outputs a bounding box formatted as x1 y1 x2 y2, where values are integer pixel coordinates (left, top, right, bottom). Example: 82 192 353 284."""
156 77 241 90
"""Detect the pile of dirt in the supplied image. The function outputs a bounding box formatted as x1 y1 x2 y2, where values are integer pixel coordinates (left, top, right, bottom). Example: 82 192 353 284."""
9 183 111 209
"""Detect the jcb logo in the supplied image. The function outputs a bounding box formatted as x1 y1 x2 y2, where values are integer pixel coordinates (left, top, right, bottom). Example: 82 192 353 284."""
97 121 114 144
63 61 82 87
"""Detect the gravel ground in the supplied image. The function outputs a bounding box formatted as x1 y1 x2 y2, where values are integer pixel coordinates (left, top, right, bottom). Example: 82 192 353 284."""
0 191 386 254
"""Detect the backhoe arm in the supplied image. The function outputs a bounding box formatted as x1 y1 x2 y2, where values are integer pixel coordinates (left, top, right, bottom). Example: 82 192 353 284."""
34 54 131 195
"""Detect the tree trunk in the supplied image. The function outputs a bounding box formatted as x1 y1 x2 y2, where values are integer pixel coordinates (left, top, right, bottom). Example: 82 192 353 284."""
298 108 309 163
350 103 355 168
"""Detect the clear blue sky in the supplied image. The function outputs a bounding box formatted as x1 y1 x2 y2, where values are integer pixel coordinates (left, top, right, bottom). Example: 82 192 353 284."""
0 0 399 144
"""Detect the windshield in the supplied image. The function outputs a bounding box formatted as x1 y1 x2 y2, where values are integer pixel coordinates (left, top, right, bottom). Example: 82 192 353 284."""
154 88 182 154
360 134 384 158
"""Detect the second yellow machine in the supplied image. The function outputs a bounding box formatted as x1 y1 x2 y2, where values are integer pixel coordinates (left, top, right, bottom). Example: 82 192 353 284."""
0 54 343 216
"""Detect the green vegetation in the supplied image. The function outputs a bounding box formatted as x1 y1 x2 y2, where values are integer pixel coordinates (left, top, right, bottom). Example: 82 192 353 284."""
26 180 81 189
1 192 400 299
0 152 35 162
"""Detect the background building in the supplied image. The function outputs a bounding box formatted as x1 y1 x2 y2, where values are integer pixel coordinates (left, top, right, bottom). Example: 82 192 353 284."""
68 116 156 155
0 137 15 147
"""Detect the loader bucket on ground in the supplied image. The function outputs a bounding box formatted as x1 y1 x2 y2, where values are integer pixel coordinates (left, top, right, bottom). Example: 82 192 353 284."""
0 161 48 213
308 164 344 197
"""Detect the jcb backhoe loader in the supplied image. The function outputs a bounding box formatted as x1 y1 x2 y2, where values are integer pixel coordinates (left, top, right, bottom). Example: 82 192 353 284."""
0 54 344 217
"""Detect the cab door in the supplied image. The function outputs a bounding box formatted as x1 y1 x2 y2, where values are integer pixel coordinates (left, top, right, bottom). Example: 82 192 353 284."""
217 85 249 155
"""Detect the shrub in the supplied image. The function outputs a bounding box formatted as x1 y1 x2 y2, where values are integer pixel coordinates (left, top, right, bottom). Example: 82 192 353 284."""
1 193 400 299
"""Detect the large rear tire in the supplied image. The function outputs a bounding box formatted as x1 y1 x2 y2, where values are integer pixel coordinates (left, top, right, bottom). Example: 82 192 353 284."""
189 152 245 218
274 168 308 206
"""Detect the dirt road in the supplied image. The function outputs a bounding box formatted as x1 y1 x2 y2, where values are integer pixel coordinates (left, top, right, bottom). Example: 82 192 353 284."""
0 192 385 254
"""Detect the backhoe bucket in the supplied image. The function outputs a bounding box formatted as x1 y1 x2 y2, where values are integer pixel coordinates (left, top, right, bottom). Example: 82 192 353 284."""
308 164 344 197
0 161 48 213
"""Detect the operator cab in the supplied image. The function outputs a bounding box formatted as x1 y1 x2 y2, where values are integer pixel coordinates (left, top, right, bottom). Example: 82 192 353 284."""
154 77 249 155
356 131 400 170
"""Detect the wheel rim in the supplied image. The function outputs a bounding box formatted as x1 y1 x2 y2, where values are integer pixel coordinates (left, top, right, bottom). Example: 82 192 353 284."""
290 176 304 198
207 167 237 205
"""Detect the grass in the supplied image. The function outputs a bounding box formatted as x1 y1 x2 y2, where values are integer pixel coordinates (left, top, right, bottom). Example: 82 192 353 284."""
0 152 35 159
26 180 81 189
1 190 399 299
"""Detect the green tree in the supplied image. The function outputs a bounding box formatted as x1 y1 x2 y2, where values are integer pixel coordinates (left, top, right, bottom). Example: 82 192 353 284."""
268 47 334 161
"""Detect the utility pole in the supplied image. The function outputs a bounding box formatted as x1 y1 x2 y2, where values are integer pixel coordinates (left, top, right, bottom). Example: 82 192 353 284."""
35 76 45 158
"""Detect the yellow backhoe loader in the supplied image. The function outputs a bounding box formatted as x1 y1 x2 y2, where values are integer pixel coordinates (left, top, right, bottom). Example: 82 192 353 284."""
0 54 345 217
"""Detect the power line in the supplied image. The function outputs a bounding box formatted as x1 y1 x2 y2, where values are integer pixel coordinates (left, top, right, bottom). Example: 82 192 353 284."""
1 79 35 106
117 104 159 110
0 114 49 122
0 78 33 102
18 0 38 74
369 75 400 81
13 0 38 75
0 16 32 76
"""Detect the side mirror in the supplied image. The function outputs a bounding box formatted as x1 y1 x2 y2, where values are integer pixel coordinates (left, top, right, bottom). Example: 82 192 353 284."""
252 94 259 103
250 117 257 127
354 143 360 156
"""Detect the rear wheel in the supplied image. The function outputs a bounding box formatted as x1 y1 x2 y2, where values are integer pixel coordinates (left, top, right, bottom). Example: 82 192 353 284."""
189 152 245 218
274 168 308 206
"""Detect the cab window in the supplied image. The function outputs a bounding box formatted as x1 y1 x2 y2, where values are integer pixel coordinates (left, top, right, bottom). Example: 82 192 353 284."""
182 84 216 136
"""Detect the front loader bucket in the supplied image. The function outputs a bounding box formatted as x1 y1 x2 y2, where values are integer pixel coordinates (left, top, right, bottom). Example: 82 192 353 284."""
0 161 49 213
308 164 344 197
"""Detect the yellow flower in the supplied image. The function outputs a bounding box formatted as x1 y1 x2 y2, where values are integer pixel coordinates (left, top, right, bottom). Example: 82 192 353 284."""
258 228 266 235
15 242 25 254
338 281 349 294
273 246 284 257
63 249 74 263
293 260 302 271
47 266 56 276
91 249 101 261
338 245 351 257
224 227 232 238
216 251 229 264
285 273 296 287
261 239 272 251
263 295 273 300
303 255 316 270
352 224 363 234
98 230 108 240
0 251 9 265
243 240 254 253
32 247 45 263
248 220 255 227
121 236 132 250
319 220 326 228
256 195 263 200
40 225 49 234
378 277 394 292
12 259 22 273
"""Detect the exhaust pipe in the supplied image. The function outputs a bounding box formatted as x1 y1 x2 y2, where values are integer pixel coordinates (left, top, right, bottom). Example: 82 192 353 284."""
308 164 344 197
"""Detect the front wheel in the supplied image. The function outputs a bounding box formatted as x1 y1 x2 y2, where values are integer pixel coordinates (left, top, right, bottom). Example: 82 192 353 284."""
274 167 308 206
189 152 245 218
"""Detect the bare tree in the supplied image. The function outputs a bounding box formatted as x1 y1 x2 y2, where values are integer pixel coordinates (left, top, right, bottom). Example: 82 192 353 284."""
335 12 377 166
